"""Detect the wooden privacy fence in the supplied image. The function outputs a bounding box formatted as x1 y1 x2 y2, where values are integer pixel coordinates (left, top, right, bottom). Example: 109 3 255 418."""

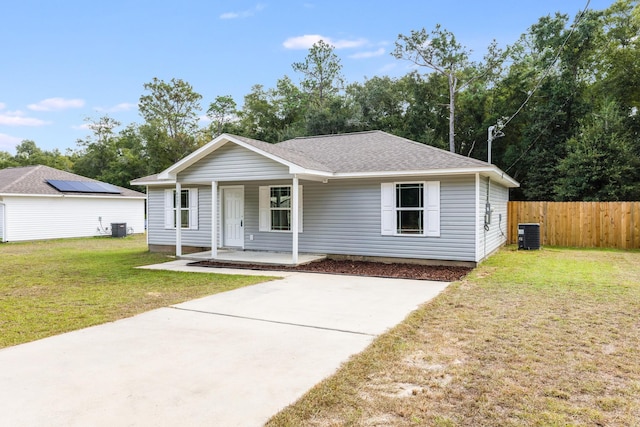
507 201 640 249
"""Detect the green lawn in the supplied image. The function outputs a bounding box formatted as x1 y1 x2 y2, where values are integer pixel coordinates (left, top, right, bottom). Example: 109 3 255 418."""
0 235 272 348
268 246 640 426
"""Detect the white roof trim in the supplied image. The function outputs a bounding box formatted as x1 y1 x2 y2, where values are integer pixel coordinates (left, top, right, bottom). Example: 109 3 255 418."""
0 193 146 199
331 167 519 187
143 166 518 188
157 133 319 180
132 179 176 186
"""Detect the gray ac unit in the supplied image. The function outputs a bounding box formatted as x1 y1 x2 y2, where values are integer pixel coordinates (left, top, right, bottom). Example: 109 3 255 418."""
111 223 127 238
518 223 540 250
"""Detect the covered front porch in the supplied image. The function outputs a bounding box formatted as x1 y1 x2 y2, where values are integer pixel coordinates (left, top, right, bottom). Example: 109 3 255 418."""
180 248 326 266
172 172 319 266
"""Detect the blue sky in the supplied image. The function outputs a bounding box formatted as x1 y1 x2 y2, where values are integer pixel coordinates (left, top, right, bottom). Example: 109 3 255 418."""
0 0 614 154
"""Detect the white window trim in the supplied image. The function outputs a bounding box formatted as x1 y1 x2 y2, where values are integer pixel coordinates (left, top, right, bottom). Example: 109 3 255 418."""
259 185 303 233
164 188 198 230
381 181 440 237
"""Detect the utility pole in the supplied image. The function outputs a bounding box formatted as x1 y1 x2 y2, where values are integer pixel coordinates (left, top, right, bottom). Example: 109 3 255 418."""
487 125 504 164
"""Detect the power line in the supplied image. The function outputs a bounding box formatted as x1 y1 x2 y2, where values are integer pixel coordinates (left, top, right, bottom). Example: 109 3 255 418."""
496 0 592 134
498 0 592 174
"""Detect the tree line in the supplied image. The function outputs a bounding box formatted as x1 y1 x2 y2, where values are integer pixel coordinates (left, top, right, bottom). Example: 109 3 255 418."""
1 0 638 201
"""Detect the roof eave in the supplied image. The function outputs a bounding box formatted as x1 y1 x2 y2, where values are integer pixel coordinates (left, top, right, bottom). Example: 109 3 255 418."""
330 167 520 187
131 179 175 186
0 192 146 199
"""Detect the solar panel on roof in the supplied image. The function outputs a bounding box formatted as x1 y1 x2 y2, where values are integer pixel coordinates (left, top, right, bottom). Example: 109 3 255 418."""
46 180 121 194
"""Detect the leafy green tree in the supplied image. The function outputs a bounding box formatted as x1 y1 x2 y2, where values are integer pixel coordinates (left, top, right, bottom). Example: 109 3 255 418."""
292 40 344 108
138 77 203 165
234 77 310 142
399 72 449 148
393 25 505 153
304 96 360 136
13 140 72 170
0 151 18 169
271 76 308 140
103 124 152 189
236 84 280 142
555 100 640 200
346 76 408 134
207 95 237 137
72 116 120 179
494 10 603 200
595 0 640 111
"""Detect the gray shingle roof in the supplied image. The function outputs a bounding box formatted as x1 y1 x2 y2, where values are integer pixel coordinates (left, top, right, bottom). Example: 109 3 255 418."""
231 134 333 171
275 130 489 173
0 165 145 197
134 130 517 187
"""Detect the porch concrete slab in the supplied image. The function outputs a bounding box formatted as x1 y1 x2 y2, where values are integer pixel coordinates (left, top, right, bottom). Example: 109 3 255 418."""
0 268 450 427
138 259 292 277
181 249 327 266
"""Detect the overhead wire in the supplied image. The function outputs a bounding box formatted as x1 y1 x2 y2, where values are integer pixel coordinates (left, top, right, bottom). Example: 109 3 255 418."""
496 0 592 134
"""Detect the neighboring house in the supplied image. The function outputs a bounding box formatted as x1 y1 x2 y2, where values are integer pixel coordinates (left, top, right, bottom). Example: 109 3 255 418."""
132 131 519 266
0 165 146 242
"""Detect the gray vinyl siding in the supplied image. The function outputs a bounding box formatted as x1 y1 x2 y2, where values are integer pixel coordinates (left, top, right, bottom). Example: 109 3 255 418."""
147 185 211 248
242 176 477 262
149 175 480 262
477 175 509 261
179 143 292 183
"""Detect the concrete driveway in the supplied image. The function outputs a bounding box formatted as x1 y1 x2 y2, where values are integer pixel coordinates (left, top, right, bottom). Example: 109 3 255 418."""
0 261 449 426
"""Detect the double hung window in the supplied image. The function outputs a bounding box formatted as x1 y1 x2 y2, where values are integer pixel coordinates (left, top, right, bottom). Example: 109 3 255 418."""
259 185 303 232
164 188 198 230
381 181 440 237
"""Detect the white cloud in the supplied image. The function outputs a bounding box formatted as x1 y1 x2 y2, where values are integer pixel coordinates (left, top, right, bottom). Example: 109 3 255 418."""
220 3 265 19
71 123 93 131
349 48 385 59
27 97 85 112
220 11 239 19
0 102 6 110
0 133 22 150
0 110 51 126
95 102 136 113
283 34 367 50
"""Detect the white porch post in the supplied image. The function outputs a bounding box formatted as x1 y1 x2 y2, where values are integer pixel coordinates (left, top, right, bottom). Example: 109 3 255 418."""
175 181 182 257
292 175 299 265
211 181 218 258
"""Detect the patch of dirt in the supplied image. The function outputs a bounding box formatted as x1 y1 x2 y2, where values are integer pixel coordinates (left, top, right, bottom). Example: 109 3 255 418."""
189 258 471 281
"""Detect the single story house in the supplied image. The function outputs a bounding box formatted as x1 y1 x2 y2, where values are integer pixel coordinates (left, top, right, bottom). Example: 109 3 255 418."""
0 165 146 242
131 131 519 266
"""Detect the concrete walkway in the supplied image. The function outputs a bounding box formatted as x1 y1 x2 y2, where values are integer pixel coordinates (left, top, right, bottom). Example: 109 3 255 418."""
0 261 450 426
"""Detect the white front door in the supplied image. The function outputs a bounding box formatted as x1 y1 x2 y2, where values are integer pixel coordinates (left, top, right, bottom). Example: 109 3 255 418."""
223 187 244 247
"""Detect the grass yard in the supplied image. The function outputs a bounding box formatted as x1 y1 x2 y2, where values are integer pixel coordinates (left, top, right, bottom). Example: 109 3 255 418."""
268 246 640 426
0 235 272 349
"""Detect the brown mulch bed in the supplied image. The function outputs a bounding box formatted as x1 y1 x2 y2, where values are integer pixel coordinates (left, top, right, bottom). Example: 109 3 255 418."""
189 259 472 281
